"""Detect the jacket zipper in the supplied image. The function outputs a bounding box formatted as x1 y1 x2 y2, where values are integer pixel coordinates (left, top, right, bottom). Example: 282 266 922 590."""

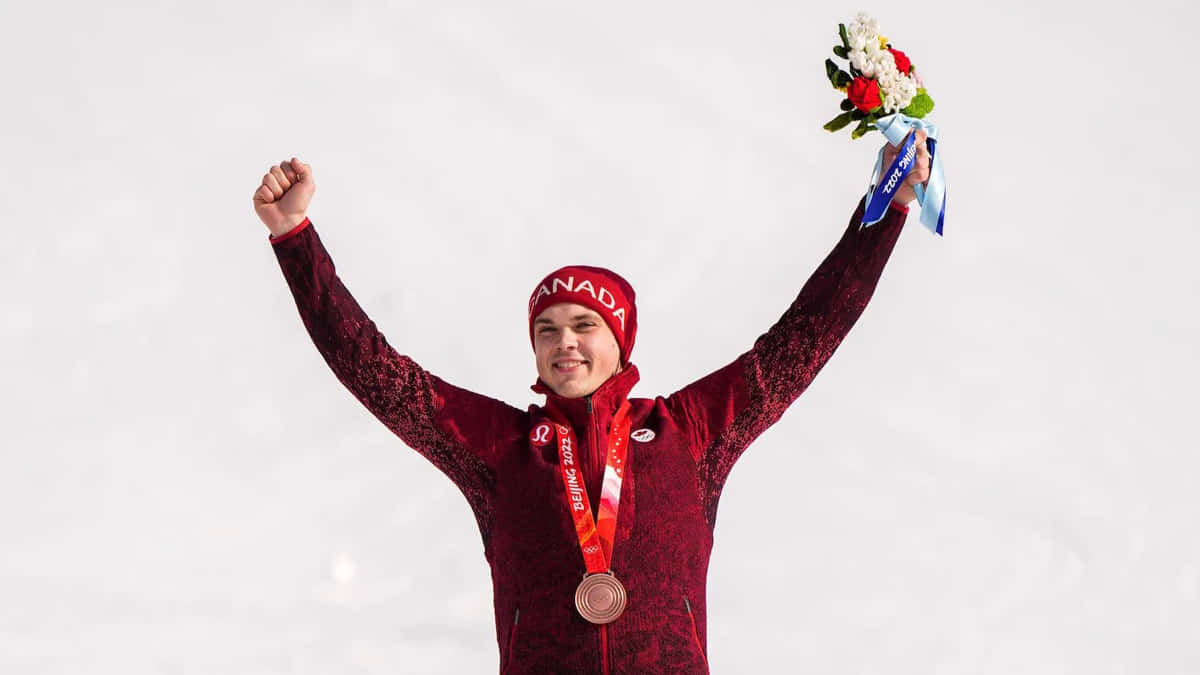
600 624 610 675
684 596 709 673
502 607 519 675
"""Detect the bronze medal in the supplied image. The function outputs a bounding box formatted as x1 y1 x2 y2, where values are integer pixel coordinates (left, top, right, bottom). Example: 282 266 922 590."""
574 572 627 624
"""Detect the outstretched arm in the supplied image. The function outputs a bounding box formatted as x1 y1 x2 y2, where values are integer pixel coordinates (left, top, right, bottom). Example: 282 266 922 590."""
256 160 525 538
665 196 909 523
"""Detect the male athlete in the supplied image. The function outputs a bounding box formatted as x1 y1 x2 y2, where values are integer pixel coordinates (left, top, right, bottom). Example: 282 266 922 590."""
254 131 929 673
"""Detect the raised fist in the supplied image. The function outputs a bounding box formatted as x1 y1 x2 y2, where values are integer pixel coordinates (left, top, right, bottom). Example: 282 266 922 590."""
254 157 315 237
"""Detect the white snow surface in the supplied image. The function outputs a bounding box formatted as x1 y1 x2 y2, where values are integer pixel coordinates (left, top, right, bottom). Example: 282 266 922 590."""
1 1 1197 673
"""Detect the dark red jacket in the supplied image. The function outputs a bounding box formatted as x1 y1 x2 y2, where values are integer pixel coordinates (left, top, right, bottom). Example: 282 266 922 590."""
269 198 907 673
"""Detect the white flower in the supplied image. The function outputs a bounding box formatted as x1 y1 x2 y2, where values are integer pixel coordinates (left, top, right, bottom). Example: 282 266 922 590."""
851 46 892 78
878 72 917 112
867 54 917 113
854 11 883 35
852 12 880 37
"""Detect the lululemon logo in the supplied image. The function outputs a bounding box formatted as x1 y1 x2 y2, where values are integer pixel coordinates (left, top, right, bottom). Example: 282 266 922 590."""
530 423 552 446
631 428 655 443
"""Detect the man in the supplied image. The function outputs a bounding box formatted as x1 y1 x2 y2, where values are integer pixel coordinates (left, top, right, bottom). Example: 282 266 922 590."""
254 134 929 674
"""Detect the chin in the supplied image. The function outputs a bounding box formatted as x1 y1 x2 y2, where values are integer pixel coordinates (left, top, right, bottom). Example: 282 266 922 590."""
556 384 587 399
552 379 595 399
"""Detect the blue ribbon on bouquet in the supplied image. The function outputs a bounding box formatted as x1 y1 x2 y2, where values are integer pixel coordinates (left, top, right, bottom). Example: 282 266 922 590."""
860 113 946 235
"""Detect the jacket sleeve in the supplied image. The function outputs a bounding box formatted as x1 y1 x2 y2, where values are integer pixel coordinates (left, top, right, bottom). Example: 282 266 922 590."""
268 218 524 534
663 198 908 522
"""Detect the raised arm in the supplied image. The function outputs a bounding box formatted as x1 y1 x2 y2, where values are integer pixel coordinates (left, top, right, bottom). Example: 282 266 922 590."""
664 197 908 523
256 159 525 540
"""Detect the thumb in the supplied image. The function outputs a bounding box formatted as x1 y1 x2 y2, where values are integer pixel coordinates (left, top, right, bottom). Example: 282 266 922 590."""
291 157 311 183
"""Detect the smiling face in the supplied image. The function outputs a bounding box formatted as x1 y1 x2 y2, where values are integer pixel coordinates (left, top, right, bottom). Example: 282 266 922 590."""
533 302 623 399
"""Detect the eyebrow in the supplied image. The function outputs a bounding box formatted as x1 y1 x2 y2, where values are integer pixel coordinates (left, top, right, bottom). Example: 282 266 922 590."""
534 313 602 325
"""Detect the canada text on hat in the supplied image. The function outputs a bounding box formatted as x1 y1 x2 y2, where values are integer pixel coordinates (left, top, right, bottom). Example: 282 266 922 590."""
528 275 628 331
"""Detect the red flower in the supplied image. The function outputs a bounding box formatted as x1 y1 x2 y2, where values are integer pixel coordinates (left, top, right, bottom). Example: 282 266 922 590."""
888 48 912 75
846 76 882 113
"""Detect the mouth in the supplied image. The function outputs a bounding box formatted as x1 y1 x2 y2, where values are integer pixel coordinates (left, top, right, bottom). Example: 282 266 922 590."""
552 359 588 373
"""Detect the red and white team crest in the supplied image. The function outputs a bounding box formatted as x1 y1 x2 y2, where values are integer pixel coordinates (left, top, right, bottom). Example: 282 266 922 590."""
530 423 553 447
631 428 655 443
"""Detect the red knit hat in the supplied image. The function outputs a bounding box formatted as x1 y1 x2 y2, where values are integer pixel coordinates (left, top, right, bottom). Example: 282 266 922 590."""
527 265 638 364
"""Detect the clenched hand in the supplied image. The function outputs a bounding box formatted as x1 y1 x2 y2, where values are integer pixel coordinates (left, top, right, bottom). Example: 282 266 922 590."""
254 157 315 237
881 129 930 208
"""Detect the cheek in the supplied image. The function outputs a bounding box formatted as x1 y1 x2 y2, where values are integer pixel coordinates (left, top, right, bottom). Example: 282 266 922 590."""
602 340 620 364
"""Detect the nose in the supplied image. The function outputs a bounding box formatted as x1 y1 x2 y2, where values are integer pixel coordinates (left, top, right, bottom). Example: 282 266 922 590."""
555 327 580 351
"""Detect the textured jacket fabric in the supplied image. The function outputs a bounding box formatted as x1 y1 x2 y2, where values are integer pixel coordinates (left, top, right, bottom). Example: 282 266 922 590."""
268 198 907 674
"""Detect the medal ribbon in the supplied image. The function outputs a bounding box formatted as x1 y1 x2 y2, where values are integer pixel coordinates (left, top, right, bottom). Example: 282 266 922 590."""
554 400 633 574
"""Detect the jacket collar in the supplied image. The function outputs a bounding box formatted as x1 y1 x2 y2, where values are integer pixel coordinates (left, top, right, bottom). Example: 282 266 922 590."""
532 363 641 431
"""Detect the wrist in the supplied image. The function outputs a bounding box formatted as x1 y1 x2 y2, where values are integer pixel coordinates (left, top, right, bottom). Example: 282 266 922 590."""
268 216 311 243
268 214 307 237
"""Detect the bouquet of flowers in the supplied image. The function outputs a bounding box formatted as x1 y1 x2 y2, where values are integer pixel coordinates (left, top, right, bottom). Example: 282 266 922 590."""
823 12 935 139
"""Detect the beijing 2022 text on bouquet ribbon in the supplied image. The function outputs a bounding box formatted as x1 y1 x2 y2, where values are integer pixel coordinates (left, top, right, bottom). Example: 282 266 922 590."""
823 12 947 235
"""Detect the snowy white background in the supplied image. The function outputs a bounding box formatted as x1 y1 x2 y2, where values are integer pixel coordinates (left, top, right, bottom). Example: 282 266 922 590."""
2 1 1198 673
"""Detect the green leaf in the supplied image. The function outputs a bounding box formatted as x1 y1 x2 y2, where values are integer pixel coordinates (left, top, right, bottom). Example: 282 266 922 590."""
823 111 854 132
851 109 866 121
838 23 850 49
840 98 854 111
833 45 849 59
825 59 852 90
900 90 935 118
851 119 876 139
